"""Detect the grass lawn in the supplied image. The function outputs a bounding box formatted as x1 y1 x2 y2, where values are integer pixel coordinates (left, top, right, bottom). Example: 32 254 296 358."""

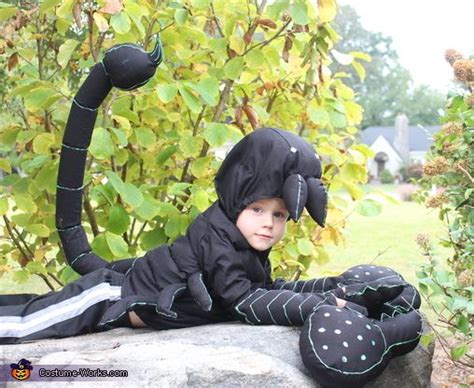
314 185 452 285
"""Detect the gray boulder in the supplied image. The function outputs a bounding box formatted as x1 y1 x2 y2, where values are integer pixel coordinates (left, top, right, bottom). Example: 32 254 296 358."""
1 322 433 387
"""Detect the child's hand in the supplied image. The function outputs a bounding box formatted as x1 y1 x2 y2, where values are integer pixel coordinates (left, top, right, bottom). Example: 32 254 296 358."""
335 297 347 308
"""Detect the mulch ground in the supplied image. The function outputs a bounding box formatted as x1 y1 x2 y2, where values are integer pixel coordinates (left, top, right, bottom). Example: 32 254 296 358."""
431 338 473 387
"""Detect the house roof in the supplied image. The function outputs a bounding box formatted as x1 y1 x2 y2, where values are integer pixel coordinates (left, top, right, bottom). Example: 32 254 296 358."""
359 125 440 152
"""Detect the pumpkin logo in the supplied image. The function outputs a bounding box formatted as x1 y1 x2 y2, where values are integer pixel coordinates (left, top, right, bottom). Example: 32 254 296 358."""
10 359 33 381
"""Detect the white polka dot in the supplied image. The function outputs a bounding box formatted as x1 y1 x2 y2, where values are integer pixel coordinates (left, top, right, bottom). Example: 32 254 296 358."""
361 354 366 361
358 266 363 269
365 272 370 275
370 266 375 268
355 275 360 278
324 312 330 317
334 329 341 334
318 327 326 333
348 270 352 272
366 324 371 330
343 341 348 348
371 340 376 346
378 270 383 274
342 356 348 363
357 335 363 341
335 308 341 312
322 345 328 350
345 320 352 325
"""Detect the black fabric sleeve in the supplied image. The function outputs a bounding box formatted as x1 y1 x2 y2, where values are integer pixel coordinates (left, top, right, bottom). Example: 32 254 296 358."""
271 276 343 293
200 232 338 326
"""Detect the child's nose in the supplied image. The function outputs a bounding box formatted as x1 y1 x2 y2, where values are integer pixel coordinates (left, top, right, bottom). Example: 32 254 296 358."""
262 212 274 228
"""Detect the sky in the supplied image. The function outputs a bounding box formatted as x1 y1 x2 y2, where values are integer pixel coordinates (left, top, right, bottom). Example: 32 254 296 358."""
337 0 473 94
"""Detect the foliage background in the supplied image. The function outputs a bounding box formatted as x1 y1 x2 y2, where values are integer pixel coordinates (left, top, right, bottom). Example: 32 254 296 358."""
0 0 374 289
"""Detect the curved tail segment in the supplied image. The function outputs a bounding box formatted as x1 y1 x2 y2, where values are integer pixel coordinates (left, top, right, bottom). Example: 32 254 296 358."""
56 37 164 275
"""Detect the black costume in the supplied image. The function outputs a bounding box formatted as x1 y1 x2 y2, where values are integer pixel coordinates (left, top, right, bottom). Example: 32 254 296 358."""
0 40 423 387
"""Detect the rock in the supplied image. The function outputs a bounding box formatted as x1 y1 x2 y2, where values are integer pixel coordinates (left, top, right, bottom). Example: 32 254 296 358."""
1 322 433 387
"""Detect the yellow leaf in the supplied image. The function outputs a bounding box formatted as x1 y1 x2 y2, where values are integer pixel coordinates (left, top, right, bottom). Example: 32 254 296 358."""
317 0 337 23
352 61 366 81
343 100 363 126
93 12 109 32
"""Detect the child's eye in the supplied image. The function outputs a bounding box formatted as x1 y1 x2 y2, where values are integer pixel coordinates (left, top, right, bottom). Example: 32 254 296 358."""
252 206 263 213
274 211 288 219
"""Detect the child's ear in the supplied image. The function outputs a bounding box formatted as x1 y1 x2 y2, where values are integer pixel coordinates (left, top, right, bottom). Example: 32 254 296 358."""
305 177 328 227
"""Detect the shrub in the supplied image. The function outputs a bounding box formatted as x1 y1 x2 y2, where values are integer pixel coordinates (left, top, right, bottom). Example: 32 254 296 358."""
0 0 370 288
379 169 394 184
416 49 473 368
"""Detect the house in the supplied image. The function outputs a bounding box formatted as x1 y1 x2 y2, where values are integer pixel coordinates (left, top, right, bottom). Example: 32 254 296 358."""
359 113 440 180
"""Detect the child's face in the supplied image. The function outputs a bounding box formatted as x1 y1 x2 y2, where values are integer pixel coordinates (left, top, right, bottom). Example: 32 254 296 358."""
236 198 289 251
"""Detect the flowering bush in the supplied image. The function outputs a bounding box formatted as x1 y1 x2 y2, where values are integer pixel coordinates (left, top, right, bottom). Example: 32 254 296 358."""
416 49 473 368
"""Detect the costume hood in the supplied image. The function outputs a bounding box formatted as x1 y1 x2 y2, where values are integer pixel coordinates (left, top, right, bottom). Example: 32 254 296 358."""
214 128 328 226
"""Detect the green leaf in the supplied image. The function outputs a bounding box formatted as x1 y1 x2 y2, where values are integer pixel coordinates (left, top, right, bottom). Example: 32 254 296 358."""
33 133 55 155
157 83 178 103
419 332 435 347
0 198 8 216
456 315 470 334
267 0 290 19
135 127 156 147
105 171 124 194
284 243 299 259
356 199 382 217
14 194 37 213
26 261 48 275
0 158 11 174
91 233 113 259
192 190 209 211
174 8 188 24
140 227 167 251
290 0 309 25
155 145 177 166
191 156 212 178
56 0 74 18
40 0 61 12
121 183 144 209
0 4 16 21
24 87 61 111
133 194 161 221
178 85 202 113
165 215 185 238
203 122 242 147
59 265 81 285
191 78 219 106
224 57 244 80
297 238 313 256
192 0 210 8
450 342 468 361
107 204 130 235
329 110 347 128
105 231 129 257
26 224 50 237
110 127 128 147
179 133 203 157
308 105 330 126
110 12 131 35
12 269 30 284
57 39 80 68
90 127 114 160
